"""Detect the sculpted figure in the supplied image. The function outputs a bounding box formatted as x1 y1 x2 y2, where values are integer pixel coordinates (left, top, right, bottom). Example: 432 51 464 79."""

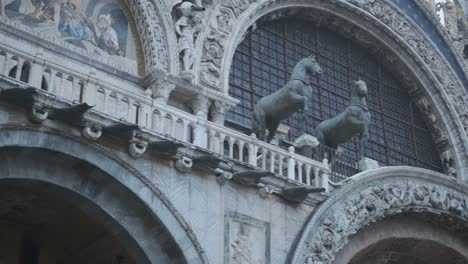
1 0 35 17
316 80 370 160
174 1 205 72
252 56 322 142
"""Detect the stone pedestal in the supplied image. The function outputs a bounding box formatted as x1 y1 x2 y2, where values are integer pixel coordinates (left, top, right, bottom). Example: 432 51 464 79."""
359 157 379 171
294 134 319 157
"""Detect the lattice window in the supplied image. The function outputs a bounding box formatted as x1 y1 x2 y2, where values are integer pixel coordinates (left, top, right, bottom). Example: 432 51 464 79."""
227 18 442 172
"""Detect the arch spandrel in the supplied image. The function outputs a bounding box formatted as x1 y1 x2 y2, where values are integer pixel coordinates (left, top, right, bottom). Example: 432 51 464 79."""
288 166 468 264
198 0 468 180
0 127 209 264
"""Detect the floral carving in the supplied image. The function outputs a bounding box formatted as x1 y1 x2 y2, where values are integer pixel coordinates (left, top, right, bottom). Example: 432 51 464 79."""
126 0 169 70
302 181 468 263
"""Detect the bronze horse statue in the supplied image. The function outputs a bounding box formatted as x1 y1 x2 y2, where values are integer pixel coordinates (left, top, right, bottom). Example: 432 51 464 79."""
252 56 322 142
316 80 371 160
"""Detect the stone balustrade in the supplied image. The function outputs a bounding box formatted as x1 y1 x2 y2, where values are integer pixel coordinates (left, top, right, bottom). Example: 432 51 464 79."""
0 46 331 192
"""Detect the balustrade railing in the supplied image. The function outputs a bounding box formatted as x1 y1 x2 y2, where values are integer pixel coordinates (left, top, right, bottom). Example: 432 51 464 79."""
0 46 331 192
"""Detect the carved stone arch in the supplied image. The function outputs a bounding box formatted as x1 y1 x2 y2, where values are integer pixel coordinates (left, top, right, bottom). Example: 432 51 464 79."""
288 166 468 264
198 0 468 180
0 127 209 264
124 0 179 74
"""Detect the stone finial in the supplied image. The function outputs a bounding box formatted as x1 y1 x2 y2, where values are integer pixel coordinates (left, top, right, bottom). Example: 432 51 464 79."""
358 157 379 172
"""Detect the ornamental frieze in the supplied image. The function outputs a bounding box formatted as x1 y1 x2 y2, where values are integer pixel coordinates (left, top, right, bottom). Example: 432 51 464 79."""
288 168 468 264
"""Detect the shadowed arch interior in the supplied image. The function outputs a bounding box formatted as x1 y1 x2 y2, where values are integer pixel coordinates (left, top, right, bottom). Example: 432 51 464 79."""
350 238 468 264
0 147 187 264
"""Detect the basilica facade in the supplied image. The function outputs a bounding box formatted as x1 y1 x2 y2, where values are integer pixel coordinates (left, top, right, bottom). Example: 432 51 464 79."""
0 0 468 263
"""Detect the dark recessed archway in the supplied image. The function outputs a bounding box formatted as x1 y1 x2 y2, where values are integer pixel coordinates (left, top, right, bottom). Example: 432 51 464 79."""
349 238 468 264
0 180 137 264
0 146 189 264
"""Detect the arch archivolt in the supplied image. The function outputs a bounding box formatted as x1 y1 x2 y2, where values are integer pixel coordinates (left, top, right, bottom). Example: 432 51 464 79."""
288 166 468 264
197 0 468 179
0 125 208 264
124 0 178 73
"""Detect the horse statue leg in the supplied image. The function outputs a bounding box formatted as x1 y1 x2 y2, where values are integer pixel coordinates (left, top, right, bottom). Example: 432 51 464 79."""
358 126 369 160
253 106 267 141
266 120 279 143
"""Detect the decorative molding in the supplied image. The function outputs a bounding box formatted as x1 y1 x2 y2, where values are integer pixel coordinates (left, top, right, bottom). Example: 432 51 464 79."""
288 166 468 264
126 0 170 72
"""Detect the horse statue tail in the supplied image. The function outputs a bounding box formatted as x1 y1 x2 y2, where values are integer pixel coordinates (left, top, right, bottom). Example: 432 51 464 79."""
252 105 265 140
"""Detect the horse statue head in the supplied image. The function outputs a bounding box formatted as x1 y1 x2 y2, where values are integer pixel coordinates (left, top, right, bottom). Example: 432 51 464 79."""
299 55 322 77
352 79 368 98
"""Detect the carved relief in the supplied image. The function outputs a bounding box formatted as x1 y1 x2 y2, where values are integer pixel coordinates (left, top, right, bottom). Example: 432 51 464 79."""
222 0 256 18
203 30 225 67
225 212 270 264
173 1 205 78
216 7 235 33
441 149 457 178
302 180 468 263
415 96 448 146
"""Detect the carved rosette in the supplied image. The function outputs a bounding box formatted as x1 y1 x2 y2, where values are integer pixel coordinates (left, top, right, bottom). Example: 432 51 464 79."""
289 167 468 264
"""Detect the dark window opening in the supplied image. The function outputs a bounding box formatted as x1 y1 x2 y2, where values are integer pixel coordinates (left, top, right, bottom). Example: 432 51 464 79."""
227 18 442 172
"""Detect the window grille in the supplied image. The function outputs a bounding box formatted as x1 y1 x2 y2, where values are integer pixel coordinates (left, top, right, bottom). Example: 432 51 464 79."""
227 18 442 172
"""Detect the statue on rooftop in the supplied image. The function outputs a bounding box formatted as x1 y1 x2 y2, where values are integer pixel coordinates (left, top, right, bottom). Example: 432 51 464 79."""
315 80 371 160
252 56 322 143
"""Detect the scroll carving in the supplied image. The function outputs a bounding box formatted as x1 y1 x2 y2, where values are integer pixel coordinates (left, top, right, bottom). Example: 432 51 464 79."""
303 181 468 263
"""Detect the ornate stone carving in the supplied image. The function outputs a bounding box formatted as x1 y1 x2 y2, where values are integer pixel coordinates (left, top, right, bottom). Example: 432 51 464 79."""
290 168 468 264
415 96 448 146
126 0 170 71
142 72 176 104
222 0 256 18
441 149 457 178
202 30 225 67
200 62 221 87
225 212 270 264
216 7 235 33
174 1 205 78
436 1 464 55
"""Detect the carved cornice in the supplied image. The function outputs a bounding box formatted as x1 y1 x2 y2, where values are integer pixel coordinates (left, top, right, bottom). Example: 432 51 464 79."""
288 166 468 264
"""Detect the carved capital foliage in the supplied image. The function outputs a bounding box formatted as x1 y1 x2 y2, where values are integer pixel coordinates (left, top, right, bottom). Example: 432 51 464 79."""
126 0 169 71
289 167 468 264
